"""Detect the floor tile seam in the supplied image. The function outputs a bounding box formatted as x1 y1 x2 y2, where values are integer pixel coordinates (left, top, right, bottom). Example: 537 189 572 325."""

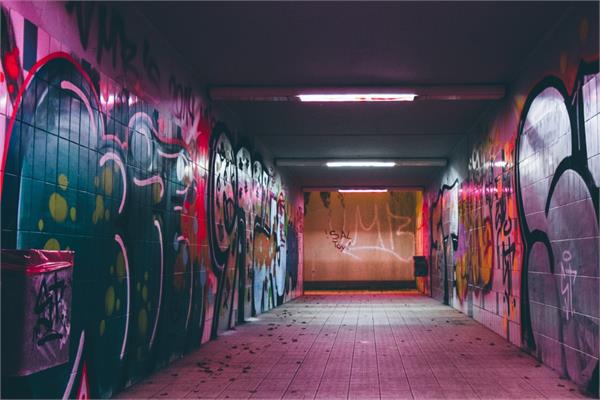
383 309 410 390
310 305 351 399
396 307 463 397
219 310 297 397
433 303 547 397
370 304 384 399
278 305 340 399
346 304 363 400
415 300 547 398
401 309 463 393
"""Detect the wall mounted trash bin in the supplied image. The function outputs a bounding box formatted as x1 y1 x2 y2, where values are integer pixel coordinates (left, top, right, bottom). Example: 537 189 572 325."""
1 249 74 376
413 256 428 277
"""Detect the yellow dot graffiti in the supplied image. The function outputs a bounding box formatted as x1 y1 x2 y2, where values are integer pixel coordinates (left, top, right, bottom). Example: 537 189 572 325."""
105 286 116 316
116 252 125 283
70 207 77 222
152 183 162 204
38 219 44 231
43 238 60 250
138 308 148 339
49 193 68 223
58 174 69 191
92 195 105 224
102 167 114 196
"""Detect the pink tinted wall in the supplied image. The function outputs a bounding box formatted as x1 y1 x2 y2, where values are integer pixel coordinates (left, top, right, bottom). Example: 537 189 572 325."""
424 5 598 393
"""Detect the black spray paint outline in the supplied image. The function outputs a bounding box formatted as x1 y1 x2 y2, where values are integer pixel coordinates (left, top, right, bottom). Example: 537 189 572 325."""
515 60 599 394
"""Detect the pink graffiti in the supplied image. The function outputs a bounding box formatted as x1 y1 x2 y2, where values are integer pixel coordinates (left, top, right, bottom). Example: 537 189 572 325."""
62 331 85 400
60 80 99 142
133 175 164 199
150 219 164 349
114 234 130 360
99 152 127 213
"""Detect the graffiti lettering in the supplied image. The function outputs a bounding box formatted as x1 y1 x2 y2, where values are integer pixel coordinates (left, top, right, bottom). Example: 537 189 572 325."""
559 250 577 321
65 1 161 86
33 273 68 346
326 229 352 252
169 75 197 128
428 180 459 305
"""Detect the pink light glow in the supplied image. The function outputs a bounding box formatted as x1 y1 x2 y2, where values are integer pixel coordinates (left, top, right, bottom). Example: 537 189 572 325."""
338 189 388 193
297 93 416 102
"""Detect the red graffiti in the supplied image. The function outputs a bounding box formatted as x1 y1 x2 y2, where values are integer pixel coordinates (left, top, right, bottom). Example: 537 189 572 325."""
3 48 20 80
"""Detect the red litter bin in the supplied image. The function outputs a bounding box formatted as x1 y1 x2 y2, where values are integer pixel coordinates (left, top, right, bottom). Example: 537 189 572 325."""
1 249 74 376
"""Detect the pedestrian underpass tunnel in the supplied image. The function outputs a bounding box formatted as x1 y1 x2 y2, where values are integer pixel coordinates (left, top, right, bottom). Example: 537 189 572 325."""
0 1 598 399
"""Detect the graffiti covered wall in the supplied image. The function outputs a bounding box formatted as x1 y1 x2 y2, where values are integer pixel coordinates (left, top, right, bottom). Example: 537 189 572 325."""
304 191 420 283
0 2 303 398
425 5 599 393
208 129 303 334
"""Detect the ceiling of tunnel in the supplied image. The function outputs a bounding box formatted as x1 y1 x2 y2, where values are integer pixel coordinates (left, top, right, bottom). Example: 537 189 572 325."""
133 1 575 188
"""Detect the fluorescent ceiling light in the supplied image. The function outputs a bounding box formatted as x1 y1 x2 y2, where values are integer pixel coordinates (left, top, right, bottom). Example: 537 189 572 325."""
338 189 388 193
297 93 416 102
209 86 505 102
326 161 396 168
275 158 447 167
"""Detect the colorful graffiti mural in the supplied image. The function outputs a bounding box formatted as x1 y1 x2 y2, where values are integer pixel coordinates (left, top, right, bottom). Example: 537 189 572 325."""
425 14 598 394
207 129 301 335
0 4 302 399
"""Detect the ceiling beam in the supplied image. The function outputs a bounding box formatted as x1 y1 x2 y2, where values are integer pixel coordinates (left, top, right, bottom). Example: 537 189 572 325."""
210 85 505 102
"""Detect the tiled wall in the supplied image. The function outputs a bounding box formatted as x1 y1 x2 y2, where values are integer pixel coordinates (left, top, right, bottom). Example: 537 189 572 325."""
0 2 303 398
423 6 599 393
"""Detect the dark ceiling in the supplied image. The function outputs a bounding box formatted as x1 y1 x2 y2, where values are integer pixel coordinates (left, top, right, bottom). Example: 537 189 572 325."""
134 1 576 188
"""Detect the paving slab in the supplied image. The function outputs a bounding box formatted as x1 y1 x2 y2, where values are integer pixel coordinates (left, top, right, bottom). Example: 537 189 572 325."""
117 292 589 399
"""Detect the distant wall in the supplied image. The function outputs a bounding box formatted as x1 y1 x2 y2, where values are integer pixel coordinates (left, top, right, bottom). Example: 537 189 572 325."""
0 2 303 398
424 4 599 393
304 191 420 283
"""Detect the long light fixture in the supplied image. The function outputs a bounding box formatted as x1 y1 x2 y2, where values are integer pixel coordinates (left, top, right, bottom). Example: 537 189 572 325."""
209 85 505 102
275 158 447 168
326 161 396 168
338 189 388 193
297 93 416 102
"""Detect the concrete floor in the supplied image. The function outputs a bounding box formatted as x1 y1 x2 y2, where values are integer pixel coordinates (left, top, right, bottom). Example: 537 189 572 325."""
117 292 588 399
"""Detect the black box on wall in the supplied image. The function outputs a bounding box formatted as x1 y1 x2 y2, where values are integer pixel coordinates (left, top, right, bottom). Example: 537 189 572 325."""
413 256 428 277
